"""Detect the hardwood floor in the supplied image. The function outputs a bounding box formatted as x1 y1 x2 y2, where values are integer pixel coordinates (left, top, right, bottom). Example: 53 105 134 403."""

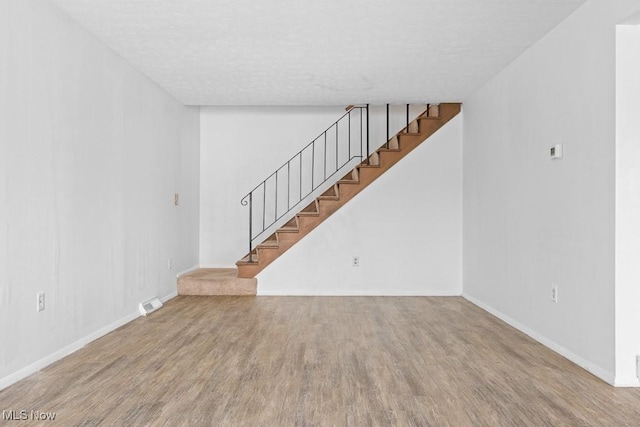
2 296 640 426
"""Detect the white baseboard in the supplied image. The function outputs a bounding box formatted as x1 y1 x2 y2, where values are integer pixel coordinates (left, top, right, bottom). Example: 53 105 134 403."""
161 290 178 302
197 263 235 269
614 377 640 387
257 290 462 296
0 289 177 391
462 292 616 386
176 264 200 278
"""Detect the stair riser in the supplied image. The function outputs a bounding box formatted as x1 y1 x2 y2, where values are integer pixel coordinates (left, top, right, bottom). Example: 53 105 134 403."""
178 281 257 295
376 149 405 169
316 199 343 215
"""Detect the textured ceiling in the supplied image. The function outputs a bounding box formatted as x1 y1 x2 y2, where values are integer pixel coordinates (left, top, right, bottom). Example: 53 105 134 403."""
50 0 585 105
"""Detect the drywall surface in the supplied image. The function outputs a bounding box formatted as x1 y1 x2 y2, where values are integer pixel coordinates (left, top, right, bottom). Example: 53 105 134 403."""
178 108 201 274
615 23 640 386
463 0 640 385
0 0 200 387
258 115 463 295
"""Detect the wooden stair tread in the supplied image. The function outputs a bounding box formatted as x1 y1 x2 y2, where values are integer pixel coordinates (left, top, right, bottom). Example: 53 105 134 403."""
337 178 360 184
359 162 381 168
257 239 279 248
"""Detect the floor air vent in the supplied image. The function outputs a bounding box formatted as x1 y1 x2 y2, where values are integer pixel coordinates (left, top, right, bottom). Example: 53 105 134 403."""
139 297 163 316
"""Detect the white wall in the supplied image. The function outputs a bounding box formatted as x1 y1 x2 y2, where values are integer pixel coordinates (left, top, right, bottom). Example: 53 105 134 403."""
178 108 201 274
615 23 640 386
0 0 200 388
463 0 640 385
200 107 462 295
258 114 462 295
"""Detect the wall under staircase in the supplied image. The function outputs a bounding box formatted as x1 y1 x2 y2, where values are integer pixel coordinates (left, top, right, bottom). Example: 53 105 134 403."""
200 106 463 295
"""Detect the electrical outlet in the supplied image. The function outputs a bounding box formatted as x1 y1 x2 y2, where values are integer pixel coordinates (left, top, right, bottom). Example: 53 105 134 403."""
551 286 558 303
37 293 45 312
174 194 179 205
550 144 563 159
352 256 359 267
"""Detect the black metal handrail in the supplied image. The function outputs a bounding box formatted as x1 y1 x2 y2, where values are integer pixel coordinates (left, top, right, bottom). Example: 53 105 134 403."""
240 106 369 262
240 103 431 263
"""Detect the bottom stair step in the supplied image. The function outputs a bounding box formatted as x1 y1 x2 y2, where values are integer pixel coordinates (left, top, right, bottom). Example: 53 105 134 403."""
177 268 257 296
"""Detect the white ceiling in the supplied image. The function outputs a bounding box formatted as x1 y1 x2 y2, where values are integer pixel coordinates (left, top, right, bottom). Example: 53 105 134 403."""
51 0 585 106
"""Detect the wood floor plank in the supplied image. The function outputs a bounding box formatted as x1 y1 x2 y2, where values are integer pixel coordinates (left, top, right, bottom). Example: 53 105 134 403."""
2 296 640 426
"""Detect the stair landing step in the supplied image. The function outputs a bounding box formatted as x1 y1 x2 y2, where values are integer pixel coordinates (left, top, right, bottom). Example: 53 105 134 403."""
177 268 257 296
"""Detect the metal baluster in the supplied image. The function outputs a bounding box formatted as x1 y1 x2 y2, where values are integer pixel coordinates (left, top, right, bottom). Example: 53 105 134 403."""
275 170 278 222
366 104 370 165
335 121 338 171
312 141 315 191
262 181 266 231
406 104 409 133
348 111 351 159
360 108 363 158
287 161 290 210
324 133 327 180
248 192 253 262
386 104 389 148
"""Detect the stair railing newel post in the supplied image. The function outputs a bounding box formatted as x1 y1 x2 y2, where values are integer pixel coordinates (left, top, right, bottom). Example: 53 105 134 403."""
239 192 254 263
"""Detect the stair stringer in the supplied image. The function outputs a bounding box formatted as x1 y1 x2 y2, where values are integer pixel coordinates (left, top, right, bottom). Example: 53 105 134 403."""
236 103 462 278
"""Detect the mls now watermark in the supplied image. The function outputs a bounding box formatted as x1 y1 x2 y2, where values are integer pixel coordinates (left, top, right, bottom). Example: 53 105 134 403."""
2 410 57 421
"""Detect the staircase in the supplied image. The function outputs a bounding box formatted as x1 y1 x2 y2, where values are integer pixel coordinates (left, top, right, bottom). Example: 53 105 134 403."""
235 103 461 279
178 103 461 295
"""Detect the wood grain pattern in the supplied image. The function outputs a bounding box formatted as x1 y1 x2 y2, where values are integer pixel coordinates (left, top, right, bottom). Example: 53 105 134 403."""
2 296 640 426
